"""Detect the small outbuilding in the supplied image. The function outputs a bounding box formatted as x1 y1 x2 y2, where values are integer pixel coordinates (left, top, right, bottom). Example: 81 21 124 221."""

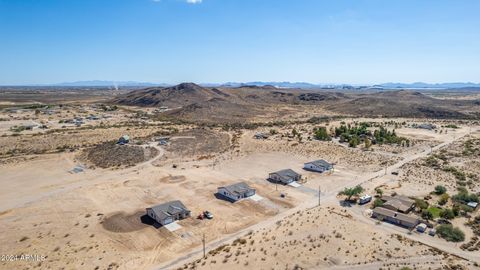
118 135 130 145
416 223 427 233
254 133 269 139
217 182 256 202
303 159 333 173
268 169 302 185
467 202 478 209
146 200 191 226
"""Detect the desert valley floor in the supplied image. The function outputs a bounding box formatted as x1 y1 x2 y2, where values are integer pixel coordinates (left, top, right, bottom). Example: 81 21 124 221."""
1 85 480 270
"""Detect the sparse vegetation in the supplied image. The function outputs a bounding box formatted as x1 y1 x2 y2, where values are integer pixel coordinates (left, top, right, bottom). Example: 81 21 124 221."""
436 225 465 242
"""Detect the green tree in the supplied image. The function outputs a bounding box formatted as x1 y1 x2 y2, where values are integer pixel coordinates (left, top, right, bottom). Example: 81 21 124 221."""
338 185 364 201
440 208 455 219
348 135 360 148
313 127 331 141
436 225 465 242
415 199 429 210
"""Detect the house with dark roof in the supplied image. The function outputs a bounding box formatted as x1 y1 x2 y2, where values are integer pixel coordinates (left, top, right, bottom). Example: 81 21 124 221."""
217 182 256 202
372 207 419 229
380 195 415 213
303 159 333 173
146 200 191 226
268 169 302 185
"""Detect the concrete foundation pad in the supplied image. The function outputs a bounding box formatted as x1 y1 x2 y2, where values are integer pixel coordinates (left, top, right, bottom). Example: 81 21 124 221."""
164 221 182 232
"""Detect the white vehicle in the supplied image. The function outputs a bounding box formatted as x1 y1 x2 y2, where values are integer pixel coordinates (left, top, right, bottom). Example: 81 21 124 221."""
359 195 372 204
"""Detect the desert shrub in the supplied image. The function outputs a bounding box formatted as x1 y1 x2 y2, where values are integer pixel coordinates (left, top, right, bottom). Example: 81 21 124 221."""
373 198 384 207
443 166 466 181
424 156 440 168
421 210 433 220
438 193 449 205
415 199 429 210
452 190 479 204
434 185 447 195
440 209 455 219
444 124 459 129
436 225 465 242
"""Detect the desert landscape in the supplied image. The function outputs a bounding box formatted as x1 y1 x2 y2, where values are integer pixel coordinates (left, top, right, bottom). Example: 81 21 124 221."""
0 83 479 270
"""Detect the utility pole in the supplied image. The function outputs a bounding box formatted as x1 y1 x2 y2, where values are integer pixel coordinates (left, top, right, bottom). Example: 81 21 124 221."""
318 185 321 207
202 233 206 258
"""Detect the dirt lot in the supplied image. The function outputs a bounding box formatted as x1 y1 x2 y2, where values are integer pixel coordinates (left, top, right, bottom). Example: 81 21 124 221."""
180 206 473 270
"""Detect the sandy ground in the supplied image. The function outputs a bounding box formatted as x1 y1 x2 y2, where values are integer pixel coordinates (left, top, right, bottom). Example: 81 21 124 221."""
180 206 473 270
0 117 479 270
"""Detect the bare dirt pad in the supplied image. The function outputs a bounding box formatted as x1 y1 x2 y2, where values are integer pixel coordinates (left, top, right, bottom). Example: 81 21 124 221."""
82 143 158 168
102 211 150 233
160 175 187 183
164 129 230 157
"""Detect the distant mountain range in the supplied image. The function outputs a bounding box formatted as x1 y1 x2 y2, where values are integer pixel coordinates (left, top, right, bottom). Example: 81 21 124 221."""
375 82 480 89
6 80 480 89
53 80 167 87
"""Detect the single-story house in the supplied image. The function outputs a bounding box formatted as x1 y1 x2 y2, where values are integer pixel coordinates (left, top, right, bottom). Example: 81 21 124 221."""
372 207 419 229
146 200 191 226
217 182 256 202
268 169 302 185
303 159 333 173
380 195 415 214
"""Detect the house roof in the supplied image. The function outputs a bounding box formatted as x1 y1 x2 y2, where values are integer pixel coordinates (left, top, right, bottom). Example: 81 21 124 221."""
147 200 189 221
305 159 332 168
373 207 419 225
220 182 255 196
271 169 301 181
381 195 415 212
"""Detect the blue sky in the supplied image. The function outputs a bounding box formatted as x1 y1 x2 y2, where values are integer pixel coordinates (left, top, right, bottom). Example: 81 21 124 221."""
0 0 479 85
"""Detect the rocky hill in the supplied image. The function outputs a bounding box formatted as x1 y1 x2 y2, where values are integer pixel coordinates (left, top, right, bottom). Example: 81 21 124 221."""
112 83 479 122
113 83 230 107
